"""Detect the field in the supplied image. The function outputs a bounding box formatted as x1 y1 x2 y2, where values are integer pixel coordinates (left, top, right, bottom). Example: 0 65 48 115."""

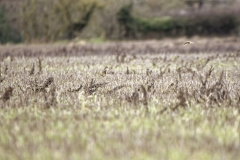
0 37 240 160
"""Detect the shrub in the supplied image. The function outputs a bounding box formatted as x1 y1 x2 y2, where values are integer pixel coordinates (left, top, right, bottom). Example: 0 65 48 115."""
136 17 174 32
117 3 136 38
0 7 21 44
117 4 240 38
179 10 239 36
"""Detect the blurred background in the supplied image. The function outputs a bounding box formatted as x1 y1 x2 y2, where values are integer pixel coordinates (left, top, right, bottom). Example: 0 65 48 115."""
0 0 240 44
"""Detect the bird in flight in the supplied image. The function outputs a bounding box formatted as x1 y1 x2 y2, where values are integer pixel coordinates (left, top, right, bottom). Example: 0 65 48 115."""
183 41 193 46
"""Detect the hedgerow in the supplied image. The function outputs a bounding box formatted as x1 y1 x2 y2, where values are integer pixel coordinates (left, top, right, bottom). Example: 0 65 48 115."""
117 3 240 38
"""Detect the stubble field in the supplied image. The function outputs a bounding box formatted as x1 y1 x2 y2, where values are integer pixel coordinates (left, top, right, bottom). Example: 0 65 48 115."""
0 37 240 160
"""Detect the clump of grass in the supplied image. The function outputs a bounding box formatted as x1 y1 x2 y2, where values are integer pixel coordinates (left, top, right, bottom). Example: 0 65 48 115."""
4 64 8 75
37 58 42 74
35 77 54 92
146 80 155 93
44 85 57 108
125 85 148 109
125 67 130 74
29 63 35 76
139 85 148 107
1 86 13 103
198 65 214 93
116 53 126 63
107 85 126 95
68 85 83 92
172 90 187 111
125 88 139 106
146 68 152 76
84 79 108 95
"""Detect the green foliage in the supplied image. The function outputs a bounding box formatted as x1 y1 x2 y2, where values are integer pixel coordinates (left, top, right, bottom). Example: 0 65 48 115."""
117 4 240 38
117 3 136 37
117 3 134 24
117 4 177 38
0 8 21 44
136 17 174 32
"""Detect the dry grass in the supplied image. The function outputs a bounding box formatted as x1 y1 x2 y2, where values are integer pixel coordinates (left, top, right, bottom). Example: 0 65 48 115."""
0 38 240 160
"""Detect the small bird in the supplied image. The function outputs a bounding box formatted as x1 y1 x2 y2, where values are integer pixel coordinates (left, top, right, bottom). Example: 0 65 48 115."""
183 41 194 46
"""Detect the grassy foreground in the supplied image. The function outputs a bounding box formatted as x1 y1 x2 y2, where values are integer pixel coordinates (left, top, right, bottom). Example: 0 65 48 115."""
0 39 240 160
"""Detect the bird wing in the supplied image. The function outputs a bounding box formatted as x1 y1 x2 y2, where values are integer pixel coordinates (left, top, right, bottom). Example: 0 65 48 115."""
183 41 193 45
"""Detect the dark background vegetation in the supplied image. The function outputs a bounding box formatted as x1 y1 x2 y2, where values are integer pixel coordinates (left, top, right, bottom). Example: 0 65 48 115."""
0 0 240 43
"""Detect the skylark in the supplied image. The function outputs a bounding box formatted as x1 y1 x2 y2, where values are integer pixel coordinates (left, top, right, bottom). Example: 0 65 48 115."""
184 41 194 46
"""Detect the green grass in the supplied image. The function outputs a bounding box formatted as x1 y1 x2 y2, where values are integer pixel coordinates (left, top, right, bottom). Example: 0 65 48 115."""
0 105 239 160
0 42 240 160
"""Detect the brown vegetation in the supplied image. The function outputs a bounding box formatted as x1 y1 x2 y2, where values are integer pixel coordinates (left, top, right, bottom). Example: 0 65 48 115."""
1 38 240 159
0 37 240 110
